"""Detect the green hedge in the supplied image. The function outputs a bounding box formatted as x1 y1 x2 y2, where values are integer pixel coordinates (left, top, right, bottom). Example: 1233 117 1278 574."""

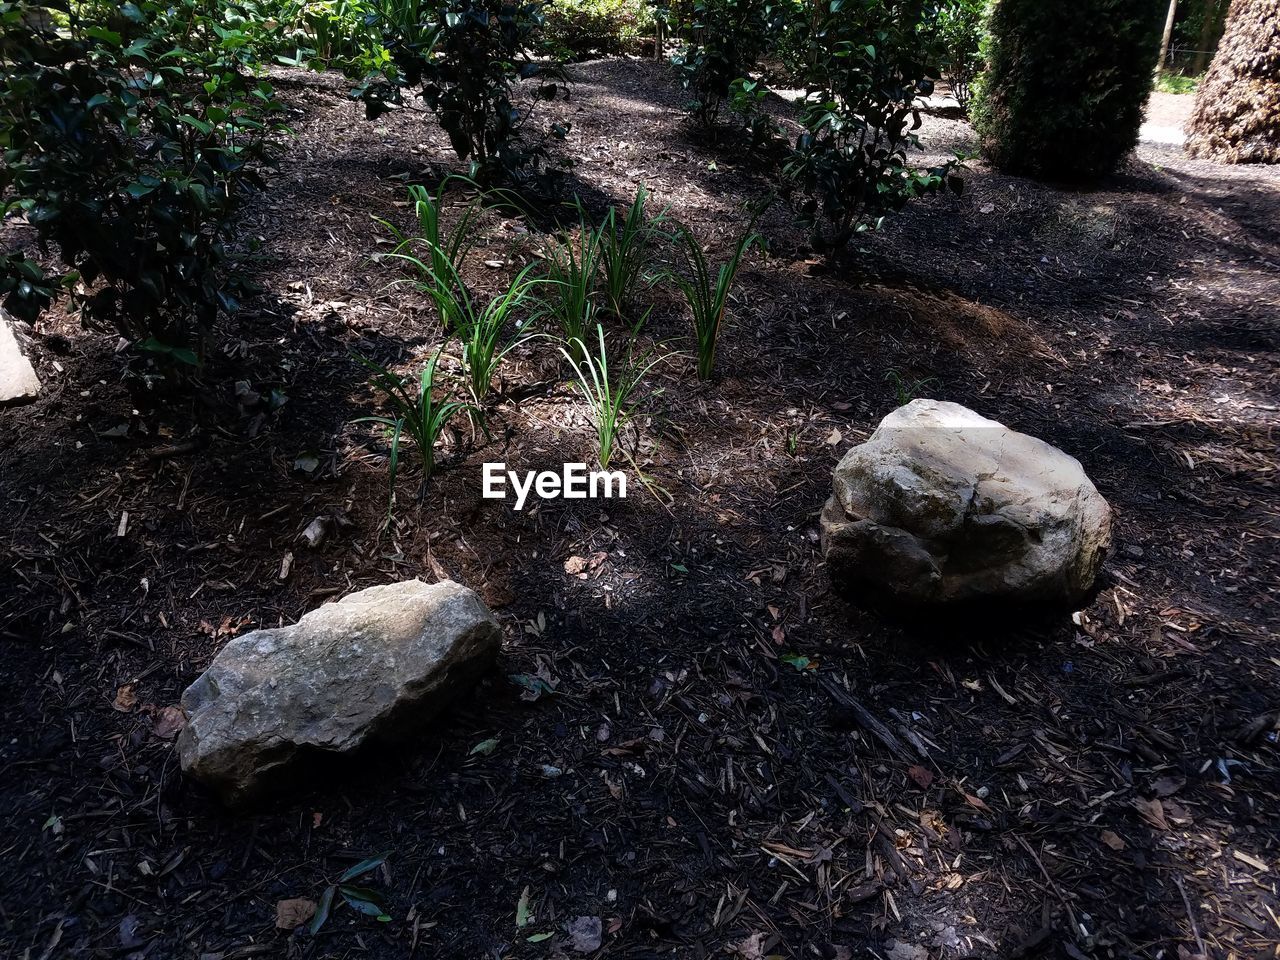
541 0 654 59
971 0 1167 179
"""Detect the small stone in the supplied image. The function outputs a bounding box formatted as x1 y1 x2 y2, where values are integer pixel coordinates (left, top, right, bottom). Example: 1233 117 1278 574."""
301 516 330 548
0 311 41 407
177 579 501 805
820 399 1111 606
566 916 602 953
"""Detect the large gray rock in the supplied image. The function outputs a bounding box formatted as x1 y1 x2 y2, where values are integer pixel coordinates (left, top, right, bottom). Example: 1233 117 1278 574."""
0 312 41 407
821 400 1111 607
178 580 500 805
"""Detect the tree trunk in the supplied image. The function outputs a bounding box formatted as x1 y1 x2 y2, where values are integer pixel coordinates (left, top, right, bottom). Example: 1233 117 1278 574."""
1157 0 1178 74
1192 0 1223 72
1185 0 1280 163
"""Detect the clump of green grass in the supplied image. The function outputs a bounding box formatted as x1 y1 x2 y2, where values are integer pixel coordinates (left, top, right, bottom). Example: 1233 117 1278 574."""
885 370 938 407
1154 72 1200 95
598 184 669 324
354 349 472 506
377 177 483 331
669 220 761 381
560 324 665 469
415 251 542 406
540 209 603 358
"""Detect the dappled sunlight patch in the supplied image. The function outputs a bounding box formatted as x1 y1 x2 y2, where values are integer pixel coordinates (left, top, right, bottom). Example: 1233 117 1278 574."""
864 285 1054 360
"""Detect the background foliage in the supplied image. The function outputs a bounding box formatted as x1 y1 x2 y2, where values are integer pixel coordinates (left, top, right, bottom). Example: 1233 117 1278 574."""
783 0 960 249
540 0 655 60
353 0 568 183
971 0 1167 179
0 0 288 366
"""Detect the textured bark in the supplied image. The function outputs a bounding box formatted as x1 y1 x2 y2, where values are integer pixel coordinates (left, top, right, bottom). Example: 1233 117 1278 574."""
1185 0 1280 163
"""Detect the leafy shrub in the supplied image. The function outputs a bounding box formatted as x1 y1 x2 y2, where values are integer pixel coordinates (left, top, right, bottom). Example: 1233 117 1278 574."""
540 0 654 59
252 0 384 69
782 0 960 249
673 0 774 126
970 0 1167 179
669 219 760 380
0 0 286 364
355 0 568 183
727 77 786 155
935 0 986 110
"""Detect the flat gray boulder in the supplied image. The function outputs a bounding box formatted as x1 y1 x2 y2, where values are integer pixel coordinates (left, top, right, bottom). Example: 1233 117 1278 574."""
178 579 500 805
821 400 1111 607
0 312 41 407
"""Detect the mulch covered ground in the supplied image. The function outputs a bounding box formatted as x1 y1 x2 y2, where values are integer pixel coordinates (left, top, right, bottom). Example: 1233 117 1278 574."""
2 60 1277 960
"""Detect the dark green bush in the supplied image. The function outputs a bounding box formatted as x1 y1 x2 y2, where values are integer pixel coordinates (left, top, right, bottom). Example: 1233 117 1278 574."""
354 0 567 184
0 0 287 364
540 0 654 59
782 0 960 249
672 0 775 126
971 0 1166 179
935 0 985 110
265 0 385 69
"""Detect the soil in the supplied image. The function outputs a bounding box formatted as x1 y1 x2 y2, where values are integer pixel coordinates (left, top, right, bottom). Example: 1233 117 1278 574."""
1143 91 1194 132
2 60 1278 960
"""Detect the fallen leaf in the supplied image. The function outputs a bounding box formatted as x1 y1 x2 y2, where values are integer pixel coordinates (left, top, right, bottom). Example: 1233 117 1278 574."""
1133 796 1169 830
1151 775 1185 798
113 684 138 713
276 898 316 930
151 705 187 740
293 452 320 474
516 886 532 928
567 916 602 953
826 427 843 445
470 737 499 756
779 653 814 671
564 555 588 576
1100 829 1126 851
510 672 556 701
907 765 934 789
301 516 329 548
1162 798 1195 826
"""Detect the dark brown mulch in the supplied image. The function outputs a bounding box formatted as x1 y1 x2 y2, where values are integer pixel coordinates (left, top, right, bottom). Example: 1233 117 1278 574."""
2 60 1277 960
